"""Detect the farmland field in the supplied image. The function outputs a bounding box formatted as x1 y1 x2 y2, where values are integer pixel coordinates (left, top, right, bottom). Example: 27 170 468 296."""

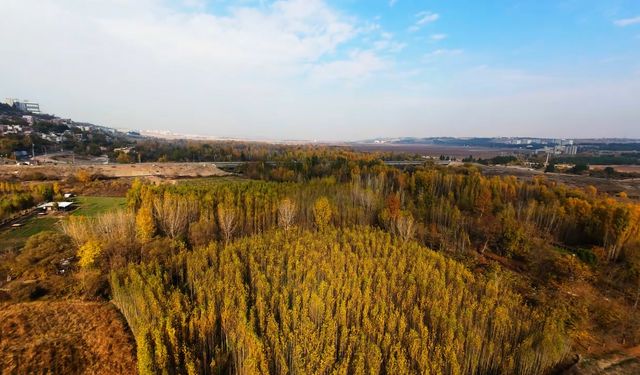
71 196 126 216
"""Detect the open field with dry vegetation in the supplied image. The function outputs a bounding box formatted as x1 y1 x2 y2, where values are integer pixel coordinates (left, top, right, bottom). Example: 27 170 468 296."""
590 165 640 174
0 300 136 374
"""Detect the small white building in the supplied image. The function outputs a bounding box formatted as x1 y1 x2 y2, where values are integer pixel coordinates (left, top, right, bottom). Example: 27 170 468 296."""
37 201 75 212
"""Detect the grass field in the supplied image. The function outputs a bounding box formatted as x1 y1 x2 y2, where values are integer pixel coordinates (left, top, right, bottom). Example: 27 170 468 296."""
0 196 126 252
0 217 59 252
71 196 126 216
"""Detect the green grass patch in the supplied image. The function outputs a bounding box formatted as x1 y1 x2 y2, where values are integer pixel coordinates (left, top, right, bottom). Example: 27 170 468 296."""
0 196 125 252
0 217 59 252
71 196 126 217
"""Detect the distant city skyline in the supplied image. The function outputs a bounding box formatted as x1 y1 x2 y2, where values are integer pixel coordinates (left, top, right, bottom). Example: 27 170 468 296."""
1 0 639 141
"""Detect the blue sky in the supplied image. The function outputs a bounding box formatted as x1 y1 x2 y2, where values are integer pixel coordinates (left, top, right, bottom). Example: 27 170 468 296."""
1 0 639 140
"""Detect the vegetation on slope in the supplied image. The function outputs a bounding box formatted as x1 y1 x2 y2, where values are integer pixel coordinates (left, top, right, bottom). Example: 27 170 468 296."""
111 227 568 375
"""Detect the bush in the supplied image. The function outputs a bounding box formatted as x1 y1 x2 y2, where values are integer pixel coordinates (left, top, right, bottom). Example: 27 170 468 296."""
15 231 74 278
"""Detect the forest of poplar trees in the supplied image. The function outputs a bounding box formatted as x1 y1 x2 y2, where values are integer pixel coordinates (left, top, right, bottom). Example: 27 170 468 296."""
54 158 640 374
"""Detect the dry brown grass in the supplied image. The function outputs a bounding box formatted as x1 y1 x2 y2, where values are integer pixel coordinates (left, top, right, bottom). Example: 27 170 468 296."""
0 300 136 374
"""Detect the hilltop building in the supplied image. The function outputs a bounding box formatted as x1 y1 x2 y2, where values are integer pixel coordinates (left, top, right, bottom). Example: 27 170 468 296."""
3 98 41 114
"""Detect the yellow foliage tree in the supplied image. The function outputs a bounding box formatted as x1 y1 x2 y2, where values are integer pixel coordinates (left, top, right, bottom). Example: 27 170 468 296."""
136 203 156 242
76 170 92 184
78 240 102 268
313 196 333 230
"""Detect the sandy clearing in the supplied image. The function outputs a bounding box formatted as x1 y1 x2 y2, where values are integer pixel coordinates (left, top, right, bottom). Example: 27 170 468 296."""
0 162 230 180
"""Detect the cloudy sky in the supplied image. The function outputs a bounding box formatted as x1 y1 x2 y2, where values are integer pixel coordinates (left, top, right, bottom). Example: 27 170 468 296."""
1 0 639 140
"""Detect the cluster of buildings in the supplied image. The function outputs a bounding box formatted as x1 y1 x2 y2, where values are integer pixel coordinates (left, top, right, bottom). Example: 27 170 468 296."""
1 98 108 144
498 137 575 146
0 123 31 136
550 145 577 155
497 138 579 155
534 144 579 155
0 113 35 136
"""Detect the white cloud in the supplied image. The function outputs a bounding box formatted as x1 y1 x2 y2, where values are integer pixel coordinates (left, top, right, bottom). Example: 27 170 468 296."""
614 16 640 27
97 0 358 69
181 0 206 10
309 50 388 85
373 32 406 53
0 0 400 139
409 11 439 32
389 0 398 7
423 49 463 60
430 33 447 41
0 0 638 140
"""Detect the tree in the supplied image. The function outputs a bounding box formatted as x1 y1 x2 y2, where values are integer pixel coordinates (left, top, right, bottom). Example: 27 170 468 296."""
385 194 401 219
277 198 297 231
60 216 93 247
117 152 132 164
188 216 216 248
136 203 155 243
76 170 92 184
604 166 616 177
570 163 589 174
313 196 332 230
545 163 557 173
78 240 102 268
395 212 416 244
217 204 237 243
153 193 198 239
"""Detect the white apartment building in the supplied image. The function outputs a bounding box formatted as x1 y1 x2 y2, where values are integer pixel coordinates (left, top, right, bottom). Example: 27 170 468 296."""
3 98 41 114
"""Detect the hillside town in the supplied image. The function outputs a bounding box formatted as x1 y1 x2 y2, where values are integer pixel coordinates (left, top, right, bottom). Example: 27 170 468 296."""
0 98 135 163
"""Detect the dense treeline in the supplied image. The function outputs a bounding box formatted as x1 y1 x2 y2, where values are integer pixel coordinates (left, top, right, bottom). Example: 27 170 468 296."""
126 178 379 244
132 139 419 165
126 166 640 265
111 227 568 375
399 169 640 261
0 181 62 220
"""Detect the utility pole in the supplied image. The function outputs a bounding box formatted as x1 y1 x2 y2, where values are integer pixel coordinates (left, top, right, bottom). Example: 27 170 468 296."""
544 152 550 169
